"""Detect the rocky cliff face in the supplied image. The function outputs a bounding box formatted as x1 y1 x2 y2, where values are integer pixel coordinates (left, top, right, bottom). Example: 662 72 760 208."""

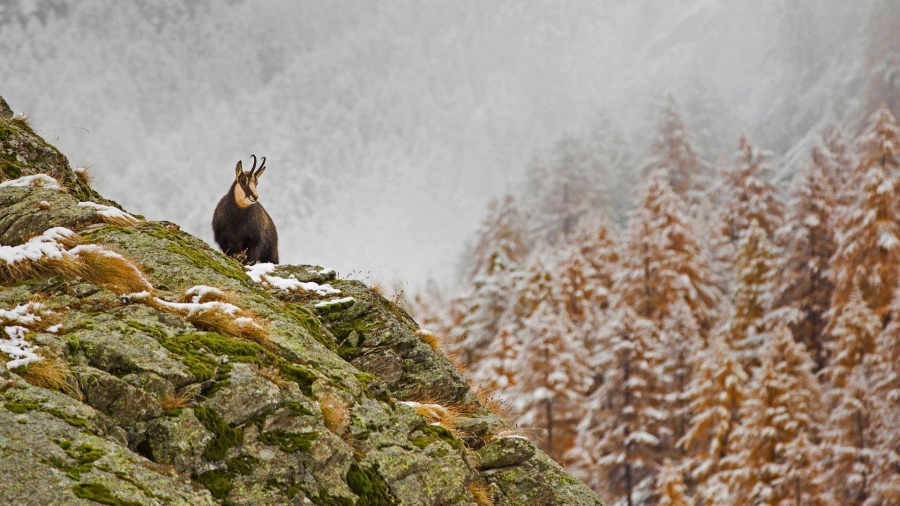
0 94 606 506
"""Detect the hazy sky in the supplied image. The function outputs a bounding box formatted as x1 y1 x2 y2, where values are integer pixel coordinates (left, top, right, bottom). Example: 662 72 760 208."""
0 0 878 288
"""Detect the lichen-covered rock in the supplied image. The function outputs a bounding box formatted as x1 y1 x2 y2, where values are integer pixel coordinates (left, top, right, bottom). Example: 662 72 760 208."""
0 93 607 505
477 436 537 470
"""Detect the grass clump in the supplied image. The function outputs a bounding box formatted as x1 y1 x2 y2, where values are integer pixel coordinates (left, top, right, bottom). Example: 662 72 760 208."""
159 391 192 411
469 481 496 506
319 390 350 437
17 356 81 400
415 329 443 352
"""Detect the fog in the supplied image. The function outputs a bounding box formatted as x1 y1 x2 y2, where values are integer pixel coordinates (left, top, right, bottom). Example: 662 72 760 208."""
0 0 882 288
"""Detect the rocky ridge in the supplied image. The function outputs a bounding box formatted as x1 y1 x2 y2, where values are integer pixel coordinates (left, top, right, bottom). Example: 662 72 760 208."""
0 93 606 505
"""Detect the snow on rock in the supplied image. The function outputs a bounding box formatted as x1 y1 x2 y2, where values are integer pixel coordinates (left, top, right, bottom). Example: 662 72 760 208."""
246 263 341 295
0 302 46 326
0 227 74 266
153 297 242 317
0 174 60 190
400 401 451 424
78 201 140 224
313 297 355 308
46 324 62 334
184 285 226 303
1 325 44 369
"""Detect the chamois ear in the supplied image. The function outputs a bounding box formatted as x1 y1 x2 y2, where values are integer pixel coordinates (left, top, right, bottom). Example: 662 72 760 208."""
234 161 243 180
254 157 266 179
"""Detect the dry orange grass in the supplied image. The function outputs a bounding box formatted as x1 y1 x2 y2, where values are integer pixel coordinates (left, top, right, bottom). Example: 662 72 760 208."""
319 390 350 437
16 355 81 400
179 287 238 305
11 112 31 128
175 305 270 346
73 247 152 294
468 481 495 506
159 391 193 411
0 250 82 285
73 165 94 186
415 329 443 352
259 365 289 386
474 385 513 419
368 279 387 297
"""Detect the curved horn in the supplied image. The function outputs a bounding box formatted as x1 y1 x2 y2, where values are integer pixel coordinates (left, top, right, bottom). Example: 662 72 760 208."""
248 154 258 176
254 156 267 178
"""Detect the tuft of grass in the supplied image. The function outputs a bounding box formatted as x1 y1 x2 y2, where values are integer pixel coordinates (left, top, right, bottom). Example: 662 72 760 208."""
368 279 387 297
17 355 82 400
11 112 31 128
469 481 496 506
0 250 81 285
159 391 193 411
184 309 269 346
73 165 94 186
473 385 512 419
74 247 151 295
318 390 350 437
415 329 443 352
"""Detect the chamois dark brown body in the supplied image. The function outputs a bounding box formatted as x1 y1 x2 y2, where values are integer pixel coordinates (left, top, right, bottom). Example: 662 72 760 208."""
212 156 279 265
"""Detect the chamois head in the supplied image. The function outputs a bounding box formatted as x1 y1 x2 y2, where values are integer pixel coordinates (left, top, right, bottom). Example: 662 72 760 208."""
232 155 267 208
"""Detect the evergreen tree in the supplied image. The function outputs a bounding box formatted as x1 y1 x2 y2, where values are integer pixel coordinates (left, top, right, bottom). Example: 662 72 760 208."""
819 366 899 506
645 94 708 198
680 335 748 505
570 304 670 505
830 105 900 318
822 289 881 390
571 211 620 310
657 459 692 506
720 323 825 506
513 299 591 464
455 248 518 366
776 155 838 368
718 134 785 247
468 194 530 282
661 299 703 455
722 219 780 364
617 174 721 333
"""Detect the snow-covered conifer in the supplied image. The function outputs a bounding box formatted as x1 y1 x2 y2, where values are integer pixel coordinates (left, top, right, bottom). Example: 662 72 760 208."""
618 174 720 333
720 323 825 506
645 94 708 198
822 289 881 390
830 104 900 317
775 153 838 368
468 194 530 282
570 304 669 504
656 459 692 506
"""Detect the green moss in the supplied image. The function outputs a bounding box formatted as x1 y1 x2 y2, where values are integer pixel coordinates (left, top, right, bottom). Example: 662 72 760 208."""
4 401 39 413
72 483 141 506
1 161 22 179
125 320 166 339
165 242 248 284
194 407 244 461
346 463 393 505
257 429 318 453
314 490 355 506
410 424 464 452
284 401 315 417
65 444 104 480
285 304 335 351
196 469 234 500
225 454 259 476
45 407 89 427
81 225 135 242
280 364 316 397
51 438 73 451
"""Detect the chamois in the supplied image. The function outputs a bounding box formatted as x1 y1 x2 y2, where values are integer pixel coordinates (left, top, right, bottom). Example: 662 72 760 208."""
212 155 279 265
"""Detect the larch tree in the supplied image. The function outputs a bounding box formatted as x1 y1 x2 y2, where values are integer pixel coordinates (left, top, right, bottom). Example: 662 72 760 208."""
817 124 854 205
775 153 838 369
720 323 825 506
679 334 748 505
661 299 703 455
512 298 591 465
819 366 899 506
570 304 670 506
829 104 900 319
617 173 721 334
467 194 530 282
722 219 780 365
657 459 692 506
645 94 708 198
822 289 882 390
571 211 620 310
718 134 785 249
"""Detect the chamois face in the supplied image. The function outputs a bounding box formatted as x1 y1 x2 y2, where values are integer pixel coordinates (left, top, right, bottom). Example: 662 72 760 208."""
232 156 267 208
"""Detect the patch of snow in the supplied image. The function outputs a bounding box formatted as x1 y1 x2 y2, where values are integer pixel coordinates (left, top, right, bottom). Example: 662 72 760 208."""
184 285 225 303
313 297 355 308
0 302 45 326
125 291 152 302
78 201 139 223
247 263 341 295
0 174 60 190
317 268 335 276
0 227 74 265
46 324 62 333
153 298 242 317
1 325 44 370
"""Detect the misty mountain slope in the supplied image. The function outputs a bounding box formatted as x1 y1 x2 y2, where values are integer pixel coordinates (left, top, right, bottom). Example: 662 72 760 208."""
0 0 886 286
